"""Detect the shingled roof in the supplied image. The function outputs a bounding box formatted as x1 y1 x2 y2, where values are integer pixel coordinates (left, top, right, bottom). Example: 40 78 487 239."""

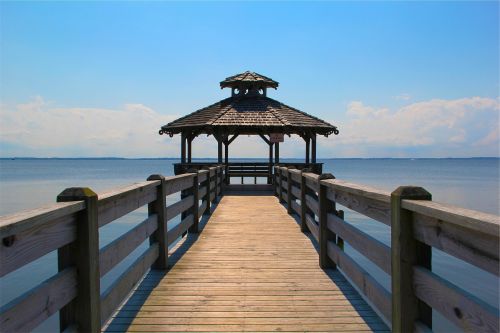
159 72 339 137
220 71 279 89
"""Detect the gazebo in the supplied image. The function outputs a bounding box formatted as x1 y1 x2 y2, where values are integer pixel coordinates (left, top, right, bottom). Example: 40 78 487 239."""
159 71 339 183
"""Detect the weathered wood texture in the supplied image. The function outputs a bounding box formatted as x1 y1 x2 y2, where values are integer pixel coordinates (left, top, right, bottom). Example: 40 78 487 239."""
275 166 500 333
104 195 388 332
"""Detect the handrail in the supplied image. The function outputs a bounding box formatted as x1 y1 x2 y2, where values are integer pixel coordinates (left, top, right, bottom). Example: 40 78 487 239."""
0 165 225 332
274 165 500 333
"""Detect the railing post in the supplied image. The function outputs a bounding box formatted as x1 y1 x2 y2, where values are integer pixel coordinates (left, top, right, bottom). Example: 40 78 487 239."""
147 175 168 269
202 168 211 215
300 169 309 233
189 171 199 233
336 209 345 250
57 188 101 332
274 166 279 196
286 168 293 214
278 167 284 203
318 173 336 269
391 186 432 333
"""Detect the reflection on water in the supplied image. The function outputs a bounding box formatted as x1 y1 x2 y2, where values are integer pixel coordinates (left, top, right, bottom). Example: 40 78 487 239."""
0 158 498 332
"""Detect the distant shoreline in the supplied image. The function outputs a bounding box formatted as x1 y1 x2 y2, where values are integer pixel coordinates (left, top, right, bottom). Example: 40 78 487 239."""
1 157 498 161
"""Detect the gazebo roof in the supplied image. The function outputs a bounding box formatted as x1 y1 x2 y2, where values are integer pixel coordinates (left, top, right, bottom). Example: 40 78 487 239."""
159 72 339 137
220 71 279 89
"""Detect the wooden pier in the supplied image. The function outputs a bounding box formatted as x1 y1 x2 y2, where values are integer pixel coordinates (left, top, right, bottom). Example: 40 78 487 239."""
1 165 499 333
104 195 387 332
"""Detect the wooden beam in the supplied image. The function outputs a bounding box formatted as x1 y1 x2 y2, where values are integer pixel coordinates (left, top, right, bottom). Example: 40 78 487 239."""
391 186 432 332
217 138 222 163
181 132 186 164
318 173 336 269
305 136 310 164
187 136 193 163
259 134 271 145
275 142 280 163
57 188 101 332
228 134 239 145
268 143 273 184
311 134 317 163
147 175 168 269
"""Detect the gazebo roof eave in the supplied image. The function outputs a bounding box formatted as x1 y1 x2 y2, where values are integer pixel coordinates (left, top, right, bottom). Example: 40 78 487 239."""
160 124 337 137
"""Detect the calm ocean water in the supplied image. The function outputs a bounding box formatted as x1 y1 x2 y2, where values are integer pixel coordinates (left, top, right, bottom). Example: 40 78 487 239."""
0 158 498 332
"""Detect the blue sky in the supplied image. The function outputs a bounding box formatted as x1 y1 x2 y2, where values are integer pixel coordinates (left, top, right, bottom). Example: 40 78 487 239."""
0 1 498 158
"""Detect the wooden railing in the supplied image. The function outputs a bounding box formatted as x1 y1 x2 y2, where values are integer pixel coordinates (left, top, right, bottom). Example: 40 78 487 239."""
275 165 499 333
175 162 323 185
0 165 224 332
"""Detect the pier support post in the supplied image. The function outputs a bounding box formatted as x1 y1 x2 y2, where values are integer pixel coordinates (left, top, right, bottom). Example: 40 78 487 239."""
189 171 199 233
391 186 432 333
57 187 101 332
318 173 336 269
147 175 168 269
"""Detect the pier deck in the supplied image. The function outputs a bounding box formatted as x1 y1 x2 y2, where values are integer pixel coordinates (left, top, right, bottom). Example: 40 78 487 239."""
104 195 388 332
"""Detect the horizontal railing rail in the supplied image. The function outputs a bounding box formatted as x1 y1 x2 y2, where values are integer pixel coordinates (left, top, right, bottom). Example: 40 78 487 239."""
0 165 225 332
275 165 500 333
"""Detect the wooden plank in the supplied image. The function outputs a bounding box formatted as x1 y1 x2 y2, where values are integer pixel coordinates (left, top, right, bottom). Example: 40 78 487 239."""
57 187 101 331
98 181 159 227
305 214 319 242
100 215 158 277
304 173 319 192
0 268 77 332
327 241 392 322
391 186 432 332
305 193 319 217
198 171 208 183
167 215 194 246
164 174 195 196
105 195 388 332
327 213 391 274
290 185 301 200
0 213 77 277
413 212 499 276
166 195 194 222
198 186 207 199
288 169 302 183
291 200 301 216
413 266 499 333
100 244 159 325
0 201 83 238
281 180 289 192
198 201 207 218
322 179 391 225
319 176 336 269
402 199 499 236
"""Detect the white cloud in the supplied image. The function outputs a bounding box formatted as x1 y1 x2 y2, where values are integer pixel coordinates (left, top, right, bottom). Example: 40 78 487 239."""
1 96 498 158
0 97 178 157
321 97 499 157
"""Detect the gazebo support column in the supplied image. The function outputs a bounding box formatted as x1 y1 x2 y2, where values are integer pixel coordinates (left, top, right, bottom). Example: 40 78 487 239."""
187 136 193 163
218 139 223 163
268 143 274 184
259 134 273 185
224 139 229 184
311 134 317 163
275 143 280 163
181 133 187 164
305 136 310 164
